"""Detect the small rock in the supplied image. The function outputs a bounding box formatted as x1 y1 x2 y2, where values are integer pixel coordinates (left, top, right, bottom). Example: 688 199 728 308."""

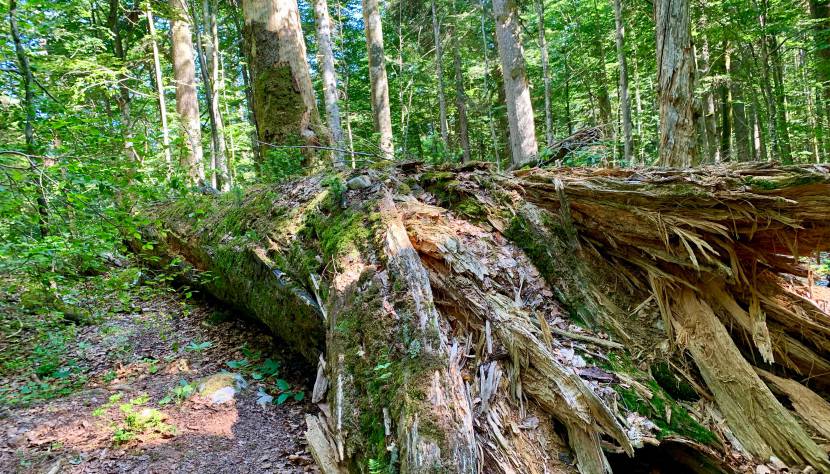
755 466 772 474
346 175 371 190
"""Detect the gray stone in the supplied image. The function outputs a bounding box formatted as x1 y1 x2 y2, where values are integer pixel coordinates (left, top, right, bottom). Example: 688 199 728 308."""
346 175 371 190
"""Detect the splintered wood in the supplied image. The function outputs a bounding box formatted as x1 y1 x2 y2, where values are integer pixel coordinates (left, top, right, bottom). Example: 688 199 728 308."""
140 162 830 473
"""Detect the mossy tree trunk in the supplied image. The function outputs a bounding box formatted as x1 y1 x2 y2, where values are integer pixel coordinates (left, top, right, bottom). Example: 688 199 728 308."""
242 0 324 169
136 163 830 473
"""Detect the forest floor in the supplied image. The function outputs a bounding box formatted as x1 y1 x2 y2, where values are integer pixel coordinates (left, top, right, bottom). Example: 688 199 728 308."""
0 265 319 473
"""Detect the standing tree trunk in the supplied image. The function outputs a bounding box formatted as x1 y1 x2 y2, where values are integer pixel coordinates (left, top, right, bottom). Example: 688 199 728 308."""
363 0 394 159
231 10 262 169
655 0 697 167
9 0 48 237
534 0 554 148
146 6 173 167
170 0 205 183
452 29 471 163
314 0 345 168
431 0 449 147
479 0 500 167
202 0 230 190
242 0 324 169
612 0 633 163
698 26 718 163
492 0 539 168
719 45 732 161
730 50 751 161
564 46 574 135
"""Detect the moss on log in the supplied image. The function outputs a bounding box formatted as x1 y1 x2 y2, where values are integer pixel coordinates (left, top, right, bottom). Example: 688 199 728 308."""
135 162 830 473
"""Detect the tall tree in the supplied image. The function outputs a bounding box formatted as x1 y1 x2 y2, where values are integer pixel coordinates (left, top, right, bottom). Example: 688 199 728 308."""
363 0 394 158
655 0 697 167
492 0 538 167
535 0 554 148
431 0 449 146
612 0 633 163
145 5 173 166
313 0 345 168
242 0 324 168
170 0 205 183
201 0 230 190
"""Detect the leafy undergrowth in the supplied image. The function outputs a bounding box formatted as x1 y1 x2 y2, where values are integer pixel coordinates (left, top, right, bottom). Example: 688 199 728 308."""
0 262 317 473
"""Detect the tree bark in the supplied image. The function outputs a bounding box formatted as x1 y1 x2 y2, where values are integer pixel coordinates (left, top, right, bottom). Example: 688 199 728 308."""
698 29 718 163
363 0 394 159
655 0 697 167
146 7 173 167
194 0 229 190
730 50 751 162
535 0 554 148
138 162 830 473
202 0 230 190
170 0 205 184
431 0 449 147
314 0 345 168
612 0 633 164
492 0 539 168
242 0 324 169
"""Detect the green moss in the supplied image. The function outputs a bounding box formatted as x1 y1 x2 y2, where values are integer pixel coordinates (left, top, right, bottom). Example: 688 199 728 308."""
616 381 716 445
650 361 699 401
742 173 825 191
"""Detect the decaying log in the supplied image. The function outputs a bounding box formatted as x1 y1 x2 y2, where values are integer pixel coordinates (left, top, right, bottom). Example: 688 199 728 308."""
134 162 830 473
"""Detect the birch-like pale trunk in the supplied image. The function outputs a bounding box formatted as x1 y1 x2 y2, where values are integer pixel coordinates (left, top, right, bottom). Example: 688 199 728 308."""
612 0 633 164
492 0 538 168
313 0 344 168
534 0 554 148
146 7 172 167
170 0 205 183
655 0 696 167
431 0 449 146
698 29 718 163
730 50 751 162
363 0 394 159
202 0 230 190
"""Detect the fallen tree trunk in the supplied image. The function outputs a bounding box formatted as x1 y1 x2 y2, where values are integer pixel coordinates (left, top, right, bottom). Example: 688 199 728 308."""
134 162 830 473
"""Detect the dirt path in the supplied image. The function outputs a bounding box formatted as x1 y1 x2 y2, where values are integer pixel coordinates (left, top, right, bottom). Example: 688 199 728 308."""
0 275 318 473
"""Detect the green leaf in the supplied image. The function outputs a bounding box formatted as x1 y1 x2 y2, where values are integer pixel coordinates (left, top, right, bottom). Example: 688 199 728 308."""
275 379 290 391
277 392 291 405
259 358 281 376
226 359 249 369
293 391 305 402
